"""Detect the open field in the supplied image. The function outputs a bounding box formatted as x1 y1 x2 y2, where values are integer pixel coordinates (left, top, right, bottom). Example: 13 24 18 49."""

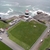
0 41 12 50
0 21 8 28
8 21 46 50
39 36 50 50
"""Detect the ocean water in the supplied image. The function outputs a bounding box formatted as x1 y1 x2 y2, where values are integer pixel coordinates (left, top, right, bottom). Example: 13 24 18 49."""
0 0 50 19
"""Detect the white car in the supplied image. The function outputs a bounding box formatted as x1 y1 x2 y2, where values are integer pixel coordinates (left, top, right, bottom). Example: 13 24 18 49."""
0 37 2 40
48 29 50 33
40 39 43 43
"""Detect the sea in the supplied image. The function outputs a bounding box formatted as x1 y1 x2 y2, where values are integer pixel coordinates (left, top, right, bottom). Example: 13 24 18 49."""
0 0 50 19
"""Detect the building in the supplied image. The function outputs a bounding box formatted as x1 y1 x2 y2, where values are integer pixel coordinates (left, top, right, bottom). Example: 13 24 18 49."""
25 9 29 18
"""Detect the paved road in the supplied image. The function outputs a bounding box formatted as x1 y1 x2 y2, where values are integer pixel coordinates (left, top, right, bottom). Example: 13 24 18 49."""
30 22 49 50
0 31 24 50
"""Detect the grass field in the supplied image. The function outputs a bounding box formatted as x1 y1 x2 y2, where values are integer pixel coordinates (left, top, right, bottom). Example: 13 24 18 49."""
0 41 12 50
8 21 46 50
0 21 8 28
39 36 50 50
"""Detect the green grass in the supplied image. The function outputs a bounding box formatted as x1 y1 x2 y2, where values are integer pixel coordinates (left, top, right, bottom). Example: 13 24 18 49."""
39 36 50 50
8 21 47 50
0 21 8 28
0 41 12 50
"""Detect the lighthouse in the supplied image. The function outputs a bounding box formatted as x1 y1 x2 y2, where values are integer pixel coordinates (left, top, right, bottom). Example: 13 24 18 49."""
25 9 29 18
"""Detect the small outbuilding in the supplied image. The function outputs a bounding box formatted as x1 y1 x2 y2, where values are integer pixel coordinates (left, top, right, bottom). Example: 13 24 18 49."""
0 28 4 33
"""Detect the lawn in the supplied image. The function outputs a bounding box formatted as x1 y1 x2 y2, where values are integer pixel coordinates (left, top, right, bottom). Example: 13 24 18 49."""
8 21 47 50
0 41 12 50
0 21 9 28
39 36 50 50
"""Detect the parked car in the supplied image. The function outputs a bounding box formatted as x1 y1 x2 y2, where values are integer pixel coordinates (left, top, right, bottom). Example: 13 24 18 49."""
48 29 50 33
0 37 2 40
40 39 43 43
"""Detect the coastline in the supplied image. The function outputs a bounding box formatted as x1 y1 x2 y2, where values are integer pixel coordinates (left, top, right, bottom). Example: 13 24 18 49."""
4 9 50 21
5 14 19 20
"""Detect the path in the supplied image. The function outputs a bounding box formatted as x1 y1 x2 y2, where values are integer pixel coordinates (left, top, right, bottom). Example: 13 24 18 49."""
0 31 24 50
30 22 49 50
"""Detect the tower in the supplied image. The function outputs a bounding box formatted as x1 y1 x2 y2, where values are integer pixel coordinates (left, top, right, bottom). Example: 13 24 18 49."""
25 9 29 18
